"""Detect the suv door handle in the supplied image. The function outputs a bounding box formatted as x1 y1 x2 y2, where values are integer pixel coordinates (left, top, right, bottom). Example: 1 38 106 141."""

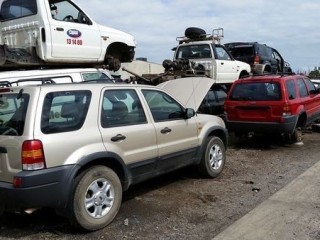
160 127 172 134
111 134 126 142
55 27 64 31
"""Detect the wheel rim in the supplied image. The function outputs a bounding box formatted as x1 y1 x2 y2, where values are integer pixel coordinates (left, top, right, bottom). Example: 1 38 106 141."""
84 178 115 219
209 143 223 170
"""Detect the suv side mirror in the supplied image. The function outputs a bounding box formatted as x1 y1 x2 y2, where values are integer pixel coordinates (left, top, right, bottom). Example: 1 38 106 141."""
184 108 196 119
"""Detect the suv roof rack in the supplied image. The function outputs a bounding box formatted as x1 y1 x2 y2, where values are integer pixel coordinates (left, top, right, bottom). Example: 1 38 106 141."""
176 27 224 44
0 78 56 88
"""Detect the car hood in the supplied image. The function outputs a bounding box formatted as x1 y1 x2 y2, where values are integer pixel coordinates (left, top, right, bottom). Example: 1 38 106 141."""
158 77 215 111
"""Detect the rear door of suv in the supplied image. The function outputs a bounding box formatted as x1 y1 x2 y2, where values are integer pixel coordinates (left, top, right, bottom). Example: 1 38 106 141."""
297 77 320 123
98 87 159 179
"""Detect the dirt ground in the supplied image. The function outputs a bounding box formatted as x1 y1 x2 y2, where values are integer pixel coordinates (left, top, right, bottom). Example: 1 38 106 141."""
1 131 320 240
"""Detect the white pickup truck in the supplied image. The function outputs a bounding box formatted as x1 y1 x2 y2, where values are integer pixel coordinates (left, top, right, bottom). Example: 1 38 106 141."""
0 0 136 71
156 27 251 86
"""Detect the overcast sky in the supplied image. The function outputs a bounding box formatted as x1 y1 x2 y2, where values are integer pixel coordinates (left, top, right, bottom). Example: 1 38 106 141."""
76 0 320 73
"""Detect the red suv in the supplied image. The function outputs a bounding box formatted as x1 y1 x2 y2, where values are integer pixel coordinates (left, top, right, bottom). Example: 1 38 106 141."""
224 74 320 141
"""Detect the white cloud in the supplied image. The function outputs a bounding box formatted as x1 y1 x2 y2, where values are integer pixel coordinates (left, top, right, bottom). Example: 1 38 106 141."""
77 0 320 71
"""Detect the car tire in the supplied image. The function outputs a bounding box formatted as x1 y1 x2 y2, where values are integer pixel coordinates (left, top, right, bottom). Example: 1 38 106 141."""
185 27 206 39
67 165 122 231
291 128 303 143
198 136 226 178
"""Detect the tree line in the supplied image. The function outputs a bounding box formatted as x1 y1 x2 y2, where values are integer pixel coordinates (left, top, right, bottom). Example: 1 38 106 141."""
309 67 320 79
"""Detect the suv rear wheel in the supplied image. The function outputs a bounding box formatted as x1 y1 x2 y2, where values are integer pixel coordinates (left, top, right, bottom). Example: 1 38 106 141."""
68 165 122 231
199 136 226 178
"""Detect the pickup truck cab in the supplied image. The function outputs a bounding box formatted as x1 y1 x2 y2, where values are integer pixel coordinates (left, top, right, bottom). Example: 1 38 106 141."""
0 0 136 71
169 27 251 85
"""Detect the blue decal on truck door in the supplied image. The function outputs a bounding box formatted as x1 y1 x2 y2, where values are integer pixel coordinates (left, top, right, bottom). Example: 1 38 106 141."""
67 29 82 38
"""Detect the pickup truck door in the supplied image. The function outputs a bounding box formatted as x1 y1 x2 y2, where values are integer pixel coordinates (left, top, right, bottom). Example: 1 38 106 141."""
214 45 240 83
47 0 101 60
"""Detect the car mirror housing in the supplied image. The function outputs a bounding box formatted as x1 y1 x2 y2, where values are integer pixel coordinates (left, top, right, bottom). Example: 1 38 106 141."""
185 108 196 119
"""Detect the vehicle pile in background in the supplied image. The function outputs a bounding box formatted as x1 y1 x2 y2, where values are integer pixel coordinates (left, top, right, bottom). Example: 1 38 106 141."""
0 0 136 71
0 0 320 233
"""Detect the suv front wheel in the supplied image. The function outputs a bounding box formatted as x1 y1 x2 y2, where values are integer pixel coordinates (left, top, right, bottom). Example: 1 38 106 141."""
198 136 226 178
68 165 122 231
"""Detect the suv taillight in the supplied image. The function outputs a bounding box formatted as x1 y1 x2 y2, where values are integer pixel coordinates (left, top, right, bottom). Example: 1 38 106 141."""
253 55 260 64
22 140 46 170
282 104 292 116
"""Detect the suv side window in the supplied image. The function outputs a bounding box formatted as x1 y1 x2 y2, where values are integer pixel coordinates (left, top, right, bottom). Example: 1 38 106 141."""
286 80 296 99
305 78 316 92
297 79 308 98
0 93 29 136
41 90 91 134
101 89 146 128
142 90 184 122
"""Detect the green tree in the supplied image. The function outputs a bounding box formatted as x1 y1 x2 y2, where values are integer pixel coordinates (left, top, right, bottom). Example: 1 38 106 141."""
309 67 320 79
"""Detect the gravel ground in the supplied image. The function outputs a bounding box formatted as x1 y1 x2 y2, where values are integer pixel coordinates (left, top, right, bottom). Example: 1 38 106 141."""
1 131 320 240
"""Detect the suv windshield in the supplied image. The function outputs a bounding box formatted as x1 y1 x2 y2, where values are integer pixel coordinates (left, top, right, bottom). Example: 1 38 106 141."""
230 82 282 101
0 93 29 135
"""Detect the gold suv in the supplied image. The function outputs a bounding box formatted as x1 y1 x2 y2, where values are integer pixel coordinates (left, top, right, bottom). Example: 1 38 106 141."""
0 79 228 231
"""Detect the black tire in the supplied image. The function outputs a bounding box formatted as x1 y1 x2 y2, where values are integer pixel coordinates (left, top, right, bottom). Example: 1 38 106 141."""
185 27 206 39
198 136 226 178
67 166 122 231
291 128 303 143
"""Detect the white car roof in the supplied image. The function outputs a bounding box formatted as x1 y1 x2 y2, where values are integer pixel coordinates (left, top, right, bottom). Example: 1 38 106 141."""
0 68 112 79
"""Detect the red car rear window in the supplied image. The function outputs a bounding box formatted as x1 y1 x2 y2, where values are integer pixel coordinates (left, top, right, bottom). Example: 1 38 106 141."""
230 82 281 101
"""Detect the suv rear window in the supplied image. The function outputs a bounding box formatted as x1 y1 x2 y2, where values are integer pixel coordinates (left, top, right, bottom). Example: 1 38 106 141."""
228 46 253 58
230 82 281 101
41 90 91 134
1 0 37 21
0 93 29 136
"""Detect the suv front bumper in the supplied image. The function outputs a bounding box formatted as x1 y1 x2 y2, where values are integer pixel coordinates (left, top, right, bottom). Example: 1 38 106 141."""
0 165 79 211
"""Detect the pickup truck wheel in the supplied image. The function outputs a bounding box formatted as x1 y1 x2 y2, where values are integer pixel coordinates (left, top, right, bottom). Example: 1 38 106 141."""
68 166 122 231
198 136 226 178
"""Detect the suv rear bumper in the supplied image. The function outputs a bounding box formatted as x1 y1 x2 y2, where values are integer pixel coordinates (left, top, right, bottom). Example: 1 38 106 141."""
226 115 297 134
0 165 78 211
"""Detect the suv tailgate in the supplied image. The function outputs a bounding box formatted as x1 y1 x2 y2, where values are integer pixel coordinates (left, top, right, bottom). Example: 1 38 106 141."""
0 89 34 183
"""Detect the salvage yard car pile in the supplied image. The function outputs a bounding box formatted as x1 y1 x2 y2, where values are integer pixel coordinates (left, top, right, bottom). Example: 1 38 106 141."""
1 0 320 234
0 0 136 71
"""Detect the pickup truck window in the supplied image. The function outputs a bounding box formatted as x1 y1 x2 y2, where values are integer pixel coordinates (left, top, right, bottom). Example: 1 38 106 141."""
1 0 37 21
214 46 232 61
49 0 89 24
176 44 212 59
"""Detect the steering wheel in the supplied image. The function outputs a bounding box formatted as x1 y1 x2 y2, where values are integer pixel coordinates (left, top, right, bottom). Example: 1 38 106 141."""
63 15 74 22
